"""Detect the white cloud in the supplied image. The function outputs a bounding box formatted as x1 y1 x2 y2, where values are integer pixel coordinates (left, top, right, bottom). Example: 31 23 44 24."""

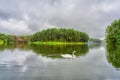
0 0 120 38
0 18 32 35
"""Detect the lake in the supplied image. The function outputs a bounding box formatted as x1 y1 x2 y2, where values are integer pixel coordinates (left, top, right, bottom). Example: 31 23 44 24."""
0 43 120 80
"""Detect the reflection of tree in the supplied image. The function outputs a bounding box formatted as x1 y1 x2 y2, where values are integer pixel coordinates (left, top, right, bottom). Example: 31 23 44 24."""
0 43 15 51
31 44 89 59
106 44 120 68
0 44 7 51
0 43 31 51
0 43 89 59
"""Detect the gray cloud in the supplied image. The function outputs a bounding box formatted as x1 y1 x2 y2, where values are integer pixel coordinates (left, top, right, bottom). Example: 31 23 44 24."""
0 0 120 38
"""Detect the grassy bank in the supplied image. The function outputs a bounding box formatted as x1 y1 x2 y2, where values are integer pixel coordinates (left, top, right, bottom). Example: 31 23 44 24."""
30 41 87 45
0 40 4 45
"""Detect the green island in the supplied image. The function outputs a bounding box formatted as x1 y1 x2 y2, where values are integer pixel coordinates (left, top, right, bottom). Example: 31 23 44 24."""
0 28 90 45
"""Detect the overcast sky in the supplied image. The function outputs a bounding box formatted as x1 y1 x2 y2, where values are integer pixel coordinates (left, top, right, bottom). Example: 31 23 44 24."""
0 0 120 38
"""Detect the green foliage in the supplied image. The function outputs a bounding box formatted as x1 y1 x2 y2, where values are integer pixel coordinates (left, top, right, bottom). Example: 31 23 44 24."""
106 19 120 44
31 28 89 42
0 40 4 45
0 33 14 43
0 33 6 42
89 38 102 43
0 28 89 43
6 35 14 42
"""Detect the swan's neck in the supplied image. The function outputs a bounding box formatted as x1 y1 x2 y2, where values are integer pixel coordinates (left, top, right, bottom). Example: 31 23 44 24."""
72 52 76 57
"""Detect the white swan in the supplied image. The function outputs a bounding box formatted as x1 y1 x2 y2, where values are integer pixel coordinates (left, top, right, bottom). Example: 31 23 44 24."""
61 51 76 59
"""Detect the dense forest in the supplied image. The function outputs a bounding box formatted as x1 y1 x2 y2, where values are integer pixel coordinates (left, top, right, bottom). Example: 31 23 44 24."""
0 33 14 43
31 28 89 42
106 19 120 45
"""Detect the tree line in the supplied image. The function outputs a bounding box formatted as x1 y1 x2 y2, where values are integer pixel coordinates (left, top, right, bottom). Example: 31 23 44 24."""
31 28 89 42
0 28 89 43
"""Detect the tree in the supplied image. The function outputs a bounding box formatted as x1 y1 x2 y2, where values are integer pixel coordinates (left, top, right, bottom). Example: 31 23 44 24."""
0 33 14 43
106 19 120 45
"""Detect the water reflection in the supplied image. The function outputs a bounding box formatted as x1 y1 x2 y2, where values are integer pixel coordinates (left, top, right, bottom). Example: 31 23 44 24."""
31 44 89 59
0 44 89 59
106 44 120 69
88 43 102 49
1 44 120 80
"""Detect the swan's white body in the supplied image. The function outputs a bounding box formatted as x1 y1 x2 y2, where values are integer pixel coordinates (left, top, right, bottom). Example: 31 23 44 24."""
61 51 76 59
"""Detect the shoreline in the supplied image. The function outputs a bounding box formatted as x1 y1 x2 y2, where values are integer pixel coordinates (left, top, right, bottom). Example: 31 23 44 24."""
30 41 87 45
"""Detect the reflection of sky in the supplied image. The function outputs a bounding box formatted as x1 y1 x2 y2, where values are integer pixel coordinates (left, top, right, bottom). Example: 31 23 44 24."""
0 47 120 80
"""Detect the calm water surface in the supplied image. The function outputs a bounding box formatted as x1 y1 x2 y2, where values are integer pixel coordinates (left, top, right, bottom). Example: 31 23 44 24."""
0 44 120 80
